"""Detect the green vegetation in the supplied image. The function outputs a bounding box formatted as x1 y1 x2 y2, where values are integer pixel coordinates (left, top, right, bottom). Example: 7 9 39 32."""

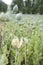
0 15 43 65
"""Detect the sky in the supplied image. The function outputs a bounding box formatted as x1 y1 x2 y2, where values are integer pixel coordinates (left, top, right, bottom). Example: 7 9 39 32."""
2 0 12 5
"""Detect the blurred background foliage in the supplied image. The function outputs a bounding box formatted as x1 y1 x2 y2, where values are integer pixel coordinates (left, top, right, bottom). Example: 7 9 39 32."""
0 0 43 14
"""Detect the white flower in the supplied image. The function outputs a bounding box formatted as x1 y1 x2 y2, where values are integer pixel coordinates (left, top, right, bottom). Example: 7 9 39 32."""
15 13 22 21
23 37 28 44
11 36 23 48
11 36 19 48
13 5 18 13
18 37 23 48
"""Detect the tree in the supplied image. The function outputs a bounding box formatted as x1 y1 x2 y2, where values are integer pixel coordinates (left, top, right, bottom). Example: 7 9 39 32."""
2 2 8 13
11 0 24 13
31 0 41 14
0 0 7 12
25 0 31 14
40 0 43 14
0 0 2 12
11 0 43 14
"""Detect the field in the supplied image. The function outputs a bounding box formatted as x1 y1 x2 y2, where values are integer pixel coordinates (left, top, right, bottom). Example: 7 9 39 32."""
0 15 43 65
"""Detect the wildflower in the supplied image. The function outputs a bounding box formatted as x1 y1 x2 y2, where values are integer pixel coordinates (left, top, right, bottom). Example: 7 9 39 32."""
23 37 28 44
15 13 22 21
13 5 18 13
11 36 23 48
17 37 23 48
11 36 19 48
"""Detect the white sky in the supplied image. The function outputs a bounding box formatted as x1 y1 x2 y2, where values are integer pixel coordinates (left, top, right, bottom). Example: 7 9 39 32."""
2 0 12 5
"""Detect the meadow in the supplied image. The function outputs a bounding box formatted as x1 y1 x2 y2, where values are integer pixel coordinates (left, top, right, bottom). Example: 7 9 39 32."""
0 14 43 65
